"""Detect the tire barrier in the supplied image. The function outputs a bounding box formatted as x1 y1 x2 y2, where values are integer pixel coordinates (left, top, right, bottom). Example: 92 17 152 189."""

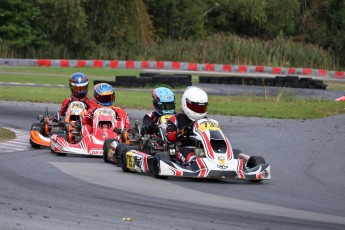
93 73 192 88
199 75 328 89
0 58 344 80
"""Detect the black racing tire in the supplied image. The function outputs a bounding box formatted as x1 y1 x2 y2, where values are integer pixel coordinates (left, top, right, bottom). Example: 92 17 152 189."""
56 134 67 156
30 123 44 148
232 148 242 159
103 138 118 163
152 152 170 179
246 156 266 182
115 144 140 171
246 156 266 168
31 123 43 133
30 139 40 149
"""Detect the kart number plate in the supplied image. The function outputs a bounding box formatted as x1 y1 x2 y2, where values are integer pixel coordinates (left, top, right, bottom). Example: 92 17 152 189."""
199 121 220 132
218 159 225 165
126 152 135 170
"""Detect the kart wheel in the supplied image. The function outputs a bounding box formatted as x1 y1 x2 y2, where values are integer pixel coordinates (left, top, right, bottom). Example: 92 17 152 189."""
246 156 266 182
246 156 266 168
232 149 242 159
31 123 43 133
56 134 67 156
121 151 130 172
115 144 139 168
103 138 118 163
152 152 170 179
30 123 43 148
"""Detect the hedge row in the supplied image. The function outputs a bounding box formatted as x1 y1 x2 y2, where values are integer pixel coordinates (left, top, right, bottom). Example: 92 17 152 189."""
199 75 327 89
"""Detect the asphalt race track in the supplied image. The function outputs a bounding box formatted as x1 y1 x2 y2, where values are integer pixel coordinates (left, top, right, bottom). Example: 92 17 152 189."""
0 100 345 230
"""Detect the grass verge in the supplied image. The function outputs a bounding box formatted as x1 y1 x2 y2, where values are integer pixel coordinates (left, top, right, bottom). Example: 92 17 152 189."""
0 66 345 119
0 127 16 141
0 86 344 119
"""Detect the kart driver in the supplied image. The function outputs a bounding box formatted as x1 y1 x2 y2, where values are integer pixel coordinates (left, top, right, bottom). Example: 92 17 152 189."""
141 87 176 136
59 72 97 116
82 83 130 135
166 86 208 165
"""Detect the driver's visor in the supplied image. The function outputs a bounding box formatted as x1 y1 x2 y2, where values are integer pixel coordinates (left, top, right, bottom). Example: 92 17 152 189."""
186 99 208 113
70 85 88 92
162 102 175 111
95 93 114 104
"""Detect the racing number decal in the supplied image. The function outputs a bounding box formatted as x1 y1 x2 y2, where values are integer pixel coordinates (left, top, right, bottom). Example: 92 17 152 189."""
71 103 84 109
160 115 173 125
198 121 220 132
218 159 225 165
95 109 115 116
126 152 135 170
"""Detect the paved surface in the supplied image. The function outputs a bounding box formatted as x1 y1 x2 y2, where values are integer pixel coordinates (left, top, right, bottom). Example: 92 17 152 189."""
0 101 344 230
0 128 30 153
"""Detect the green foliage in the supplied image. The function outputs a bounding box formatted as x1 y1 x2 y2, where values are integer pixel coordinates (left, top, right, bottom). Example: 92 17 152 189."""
0 0 45 51
39 0 93 58
0 0 344 69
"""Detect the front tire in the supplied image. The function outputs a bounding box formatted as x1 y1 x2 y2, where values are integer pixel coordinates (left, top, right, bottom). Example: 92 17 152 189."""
103 138 118 163
246 156 266 182
115 144 139 171
246 156 266 168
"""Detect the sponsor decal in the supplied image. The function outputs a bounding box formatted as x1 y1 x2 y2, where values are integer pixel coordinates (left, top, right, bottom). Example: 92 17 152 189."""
217 165 228 169
160 114 173 124
90 149 103 155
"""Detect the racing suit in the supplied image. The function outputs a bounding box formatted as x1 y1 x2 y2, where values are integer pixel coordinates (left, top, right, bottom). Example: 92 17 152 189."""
60 95 97 116
141 111 160 136
82 105 130 136
166 113 203 164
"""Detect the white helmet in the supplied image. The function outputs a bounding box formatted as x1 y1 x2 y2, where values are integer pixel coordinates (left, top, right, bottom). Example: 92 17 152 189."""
182 86 208 121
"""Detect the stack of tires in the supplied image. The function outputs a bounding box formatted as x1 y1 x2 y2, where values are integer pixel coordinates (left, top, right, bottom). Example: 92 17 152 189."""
94 72 192 88
199 75 327 90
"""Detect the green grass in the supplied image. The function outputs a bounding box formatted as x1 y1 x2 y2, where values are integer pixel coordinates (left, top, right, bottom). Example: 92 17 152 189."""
0 127 16 141
0 86 344 119
0 66 345 119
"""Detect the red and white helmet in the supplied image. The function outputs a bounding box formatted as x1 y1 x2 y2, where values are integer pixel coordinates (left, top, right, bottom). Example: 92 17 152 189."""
182 86 208 121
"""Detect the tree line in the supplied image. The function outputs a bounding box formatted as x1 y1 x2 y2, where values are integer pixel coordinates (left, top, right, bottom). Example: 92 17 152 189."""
0 0 344 69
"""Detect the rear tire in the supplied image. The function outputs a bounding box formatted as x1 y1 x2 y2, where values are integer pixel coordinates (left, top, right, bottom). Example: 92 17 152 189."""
152 152 170 179
232 148 242 159
30 123 44 148
103 138 118 163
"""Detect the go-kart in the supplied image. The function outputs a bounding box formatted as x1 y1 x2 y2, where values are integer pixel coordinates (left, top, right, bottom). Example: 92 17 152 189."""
29 101 87 148
112 118 271 182
51 107 127 156
103 114 175 164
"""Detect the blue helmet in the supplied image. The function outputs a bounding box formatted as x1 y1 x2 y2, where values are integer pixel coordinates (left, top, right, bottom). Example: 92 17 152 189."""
69 72 89 98
152 87 175 115
93 83 115 106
